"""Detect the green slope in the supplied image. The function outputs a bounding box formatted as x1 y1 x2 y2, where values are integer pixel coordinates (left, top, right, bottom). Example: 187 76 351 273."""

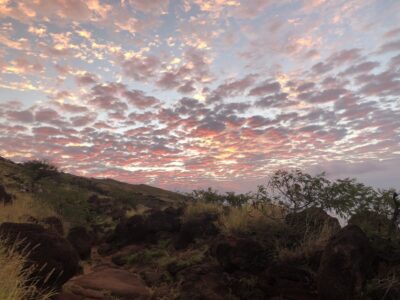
0 156 185 226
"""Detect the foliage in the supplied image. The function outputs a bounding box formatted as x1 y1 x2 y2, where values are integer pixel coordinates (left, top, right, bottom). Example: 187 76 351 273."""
21 160 59 181
188 188 251 207
189 169 398 224
220 204 284 235
33 182 91 227
183 200 223 222
267 169 331 212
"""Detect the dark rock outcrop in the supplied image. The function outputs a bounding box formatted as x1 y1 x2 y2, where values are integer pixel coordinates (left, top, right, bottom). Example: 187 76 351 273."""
175 212 219 249
261 264 317 300
349 210 397 238
108 207 182 248
317 225 374 300
0 222 79 289
177 263 230 300
285 207 340 238
67 226 93 260
213 237 271 273
108 215 148 246
144 207 181 234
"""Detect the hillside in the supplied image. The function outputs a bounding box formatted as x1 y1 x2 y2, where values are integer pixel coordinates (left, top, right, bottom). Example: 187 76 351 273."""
1 157 400 300
0 156 185 227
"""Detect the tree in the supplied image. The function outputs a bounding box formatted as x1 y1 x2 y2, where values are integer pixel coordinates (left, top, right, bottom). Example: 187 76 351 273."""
266 169 331 212
21 159 59 180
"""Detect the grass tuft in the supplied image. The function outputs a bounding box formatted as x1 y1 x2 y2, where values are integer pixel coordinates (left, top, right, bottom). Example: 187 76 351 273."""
0 238 55 300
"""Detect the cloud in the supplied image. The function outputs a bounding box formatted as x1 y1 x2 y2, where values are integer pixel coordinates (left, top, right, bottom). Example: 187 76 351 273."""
248 80 281 96
6 110 34 123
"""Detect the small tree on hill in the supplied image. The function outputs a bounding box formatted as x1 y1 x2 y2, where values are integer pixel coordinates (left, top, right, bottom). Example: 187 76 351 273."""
21 159 59 181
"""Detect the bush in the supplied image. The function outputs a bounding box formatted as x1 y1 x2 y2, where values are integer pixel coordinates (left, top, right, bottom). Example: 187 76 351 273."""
21 160 58 181
220 204 283 235
183 201 223 222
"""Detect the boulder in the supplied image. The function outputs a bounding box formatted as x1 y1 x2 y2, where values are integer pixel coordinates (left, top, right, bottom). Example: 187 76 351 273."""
317 225 374 300
213 237 272 273
349 210 399 239
0 222 79 289
108 215 147 246
285 207 340 239
350 211 400 275
108 207 182 248
144 207 181 233
261 264 317 300
177 263 231 300
58 267 151 300
67 226 92 260
41 216 64 235
175 212 219 249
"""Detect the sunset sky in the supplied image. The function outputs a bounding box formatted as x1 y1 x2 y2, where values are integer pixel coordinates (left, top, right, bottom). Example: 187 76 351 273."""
0 0 399 192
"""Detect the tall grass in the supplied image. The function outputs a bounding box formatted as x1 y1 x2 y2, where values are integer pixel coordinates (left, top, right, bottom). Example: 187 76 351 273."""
0 193 59 299
277 221 338 263
0 193 57 224
0 239 55 300
183 201 223 222
221 203 285 235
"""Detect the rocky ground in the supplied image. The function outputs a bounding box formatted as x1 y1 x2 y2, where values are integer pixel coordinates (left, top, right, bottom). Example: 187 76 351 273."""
1 203 400 300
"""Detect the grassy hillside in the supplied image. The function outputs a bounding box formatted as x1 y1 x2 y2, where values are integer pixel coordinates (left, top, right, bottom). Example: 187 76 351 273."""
0 156 185 227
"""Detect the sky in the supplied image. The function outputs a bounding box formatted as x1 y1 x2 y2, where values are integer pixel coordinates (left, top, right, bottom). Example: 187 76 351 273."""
0 0 399 192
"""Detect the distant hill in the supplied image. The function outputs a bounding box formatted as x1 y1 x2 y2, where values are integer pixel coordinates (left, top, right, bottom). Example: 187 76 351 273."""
0 156 186 226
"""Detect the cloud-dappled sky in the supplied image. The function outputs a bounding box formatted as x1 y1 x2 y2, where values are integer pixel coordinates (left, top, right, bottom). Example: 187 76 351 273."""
0 0 399 192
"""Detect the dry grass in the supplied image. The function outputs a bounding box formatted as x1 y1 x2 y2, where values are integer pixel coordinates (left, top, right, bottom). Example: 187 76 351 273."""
0 239 55 300
221 203 285 235
277 221 337 263
0 192 60 299
125 204 151 218
183 201 223 222
0 193 57 224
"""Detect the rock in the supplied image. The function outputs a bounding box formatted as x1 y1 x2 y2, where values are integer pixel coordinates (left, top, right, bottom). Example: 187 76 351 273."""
178 263 232 300
350 211 400 276
175 212 219 249
41 216 64 235
60 267 151 300
285 207 340 238
0 222 79 289
260 264 317 300
108 207 182 248
144 207 181 234
67 226 92 260
109 215 147 246
317 225 374 300
213 236 271 273
0 184 13 205
349 210 399 239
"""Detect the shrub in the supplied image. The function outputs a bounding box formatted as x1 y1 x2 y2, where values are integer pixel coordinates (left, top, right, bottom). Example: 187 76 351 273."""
21 160 58 181
276 221 338 263
183 201 223 222
221 203 285 235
